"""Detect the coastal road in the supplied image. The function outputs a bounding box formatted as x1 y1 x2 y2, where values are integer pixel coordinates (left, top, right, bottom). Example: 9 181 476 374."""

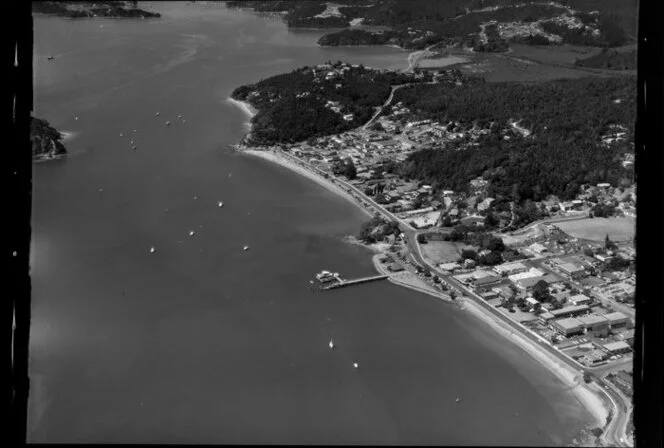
597 376 633 446
276 149 416 231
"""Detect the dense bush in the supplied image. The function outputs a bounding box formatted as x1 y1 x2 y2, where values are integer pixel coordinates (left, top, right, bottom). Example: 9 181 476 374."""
232 63 428 144
395 76 635 201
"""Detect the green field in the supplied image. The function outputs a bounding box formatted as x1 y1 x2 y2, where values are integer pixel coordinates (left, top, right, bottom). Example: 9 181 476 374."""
556 217 635 242
421 241 476 264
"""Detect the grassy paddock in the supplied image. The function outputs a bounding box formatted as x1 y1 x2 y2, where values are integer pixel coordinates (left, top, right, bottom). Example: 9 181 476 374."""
421 240 476 264
555 217 635 241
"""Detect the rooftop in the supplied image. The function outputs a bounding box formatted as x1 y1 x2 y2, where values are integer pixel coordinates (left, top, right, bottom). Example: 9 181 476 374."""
604 311 629 322
603 341 631 351
578 314 609 326
569 294 593 303
550 304 590 317
554 317 584 330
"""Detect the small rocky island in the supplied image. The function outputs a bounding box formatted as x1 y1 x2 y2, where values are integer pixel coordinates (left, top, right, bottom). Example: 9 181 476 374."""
32 1 160 19
31 117 67 160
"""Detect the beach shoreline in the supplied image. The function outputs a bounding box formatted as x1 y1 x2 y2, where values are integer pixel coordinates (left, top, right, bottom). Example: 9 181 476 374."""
246 144 610 438
457 297 608 431
241 149 373 219
237 146 611 442
226 97 258 124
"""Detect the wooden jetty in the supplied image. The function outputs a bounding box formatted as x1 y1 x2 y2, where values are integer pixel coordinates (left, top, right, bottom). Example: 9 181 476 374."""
321 274 389 290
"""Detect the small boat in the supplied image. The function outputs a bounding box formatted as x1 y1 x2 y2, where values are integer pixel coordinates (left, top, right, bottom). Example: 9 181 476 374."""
243 245 250 251
120 133 124 137
133 129 137 133
194 196 198 200
155 112 160 116
218 201 224 208
177 114 182 119
132 146 137 150
189 230 195 236
165 121 171 126
353 362 359 369
130 140 134 144
309 280 314 285
455 398 461 403
329 339 335 349
98 188 103 192
47 56 55 61
149 246 156 254
74 116 79 121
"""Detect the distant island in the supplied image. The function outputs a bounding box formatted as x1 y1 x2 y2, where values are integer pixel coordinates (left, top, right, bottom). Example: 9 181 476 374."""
31 117 67 160
32 1 161 19
227 0 635 52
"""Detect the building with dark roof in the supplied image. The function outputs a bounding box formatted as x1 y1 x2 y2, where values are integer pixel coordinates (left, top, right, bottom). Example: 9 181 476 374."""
550 304 590 319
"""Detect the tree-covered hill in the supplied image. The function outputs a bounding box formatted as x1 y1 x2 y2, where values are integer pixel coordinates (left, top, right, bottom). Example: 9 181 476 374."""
394 75 636 201
231 62 430 144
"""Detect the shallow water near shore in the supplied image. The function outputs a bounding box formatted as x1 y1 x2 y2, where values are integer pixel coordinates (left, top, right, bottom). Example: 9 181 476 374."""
30 2 593 444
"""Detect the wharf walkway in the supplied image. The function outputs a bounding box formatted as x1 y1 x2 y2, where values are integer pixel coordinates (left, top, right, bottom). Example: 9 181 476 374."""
321 274 389 290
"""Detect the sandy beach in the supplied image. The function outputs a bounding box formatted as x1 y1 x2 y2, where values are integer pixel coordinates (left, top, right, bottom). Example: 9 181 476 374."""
458 297 608 430
227 97 258 130
242 149 373 219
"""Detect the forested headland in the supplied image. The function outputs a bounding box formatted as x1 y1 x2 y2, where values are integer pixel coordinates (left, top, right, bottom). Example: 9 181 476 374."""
231 62 430 145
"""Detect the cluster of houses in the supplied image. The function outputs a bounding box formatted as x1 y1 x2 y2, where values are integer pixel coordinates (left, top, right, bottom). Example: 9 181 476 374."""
448 256 634 366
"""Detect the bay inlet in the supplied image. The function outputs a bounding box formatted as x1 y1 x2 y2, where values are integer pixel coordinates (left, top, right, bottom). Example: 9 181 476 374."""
29 2 594 445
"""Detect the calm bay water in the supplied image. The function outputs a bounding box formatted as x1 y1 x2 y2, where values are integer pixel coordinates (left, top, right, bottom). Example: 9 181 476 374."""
30 3 591 444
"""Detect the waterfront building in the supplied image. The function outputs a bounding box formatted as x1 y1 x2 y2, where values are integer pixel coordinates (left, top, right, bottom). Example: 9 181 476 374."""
538 310 555 324
549 304 590 319
552 317 584 337
577 314 610 337
472 274 502 292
